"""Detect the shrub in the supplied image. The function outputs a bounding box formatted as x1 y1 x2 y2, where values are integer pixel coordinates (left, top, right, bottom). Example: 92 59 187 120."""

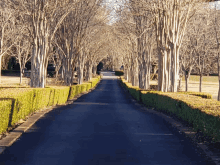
81 84 88 93
90 78 99 88
75 85 82 95
115 71 124 76
0 100 13 133
69 86 77 100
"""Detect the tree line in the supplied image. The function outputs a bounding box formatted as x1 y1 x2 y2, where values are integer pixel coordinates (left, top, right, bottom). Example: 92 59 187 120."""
1 0 220 100
110 0 220 100
0 0 112 87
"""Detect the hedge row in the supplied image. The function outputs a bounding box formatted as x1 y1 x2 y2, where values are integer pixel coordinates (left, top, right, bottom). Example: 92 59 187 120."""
0 76 101 134
120 78 220 142
115 71 124 76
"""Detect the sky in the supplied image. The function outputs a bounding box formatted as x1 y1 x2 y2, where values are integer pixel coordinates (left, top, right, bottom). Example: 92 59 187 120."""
209 1 220 9
102 0 123 24
102 0 220 24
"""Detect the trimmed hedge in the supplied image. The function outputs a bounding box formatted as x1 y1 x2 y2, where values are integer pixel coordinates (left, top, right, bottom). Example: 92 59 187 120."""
0 100 13 133
115 71 124 76
120 77 220 142
0 76 102 134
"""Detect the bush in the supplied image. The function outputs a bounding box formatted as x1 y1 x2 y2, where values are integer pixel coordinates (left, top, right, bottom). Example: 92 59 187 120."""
115 71 124 76
69 86 77 100
75 85 82 95
0 100 13 133
81 84 88 93
90 78 99 88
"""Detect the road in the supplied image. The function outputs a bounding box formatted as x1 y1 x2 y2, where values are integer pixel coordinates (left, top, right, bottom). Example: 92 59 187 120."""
0 71 215 165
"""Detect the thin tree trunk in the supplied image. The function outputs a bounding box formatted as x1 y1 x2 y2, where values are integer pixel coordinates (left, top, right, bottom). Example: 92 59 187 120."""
77 53 85 85
92 64 96 76
199 73 202 92
0 56 1 84
185 74 189 92
218 53 220 101
124 67 128 80
218 79 220 101
20 67 23 85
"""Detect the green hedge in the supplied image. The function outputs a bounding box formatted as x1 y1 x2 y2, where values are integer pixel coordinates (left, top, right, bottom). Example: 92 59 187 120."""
69 86 77 100
120 78 220 142
0 76 102 134
115 71 124 76
0 100 13 133
81 84 88 93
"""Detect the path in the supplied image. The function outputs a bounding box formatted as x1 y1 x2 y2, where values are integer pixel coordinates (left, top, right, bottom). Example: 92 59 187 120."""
0 71 215 165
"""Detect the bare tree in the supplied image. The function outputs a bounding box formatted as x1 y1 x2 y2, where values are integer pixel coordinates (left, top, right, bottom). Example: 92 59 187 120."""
0 1 19 83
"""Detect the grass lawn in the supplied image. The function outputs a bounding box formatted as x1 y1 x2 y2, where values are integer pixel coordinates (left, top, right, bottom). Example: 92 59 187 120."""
182 75 218 83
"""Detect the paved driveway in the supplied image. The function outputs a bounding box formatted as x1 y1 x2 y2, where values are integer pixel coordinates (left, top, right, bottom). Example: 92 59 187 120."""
0 72 215 165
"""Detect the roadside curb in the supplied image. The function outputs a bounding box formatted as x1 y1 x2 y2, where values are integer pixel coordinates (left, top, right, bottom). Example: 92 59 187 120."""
118 79 220 165
0 78 102 155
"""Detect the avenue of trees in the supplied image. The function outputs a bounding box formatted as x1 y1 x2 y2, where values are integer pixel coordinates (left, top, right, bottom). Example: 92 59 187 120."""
1 0 220 100
109 0 220 99
0 0 111 87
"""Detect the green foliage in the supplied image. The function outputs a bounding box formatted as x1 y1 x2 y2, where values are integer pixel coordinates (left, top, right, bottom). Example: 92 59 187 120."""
69 86 77 100
75 85 82 95
81 84 88 93
120 77 220 142
84 83 92 91
90 78 99 88
0 100 13 133
115 71 124 76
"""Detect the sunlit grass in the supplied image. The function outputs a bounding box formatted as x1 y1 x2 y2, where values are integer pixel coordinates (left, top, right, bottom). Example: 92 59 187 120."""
182 75 218 83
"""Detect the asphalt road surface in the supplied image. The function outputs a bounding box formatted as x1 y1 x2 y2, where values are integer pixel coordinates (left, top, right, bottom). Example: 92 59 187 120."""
0 71 215 165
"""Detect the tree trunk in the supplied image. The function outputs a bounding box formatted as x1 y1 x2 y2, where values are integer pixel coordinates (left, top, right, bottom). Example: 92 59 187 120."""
77 53 85 85
218 79 220 101
218 53 220 101
139 64 144 89
170 44 180 92
78 65 84 84
178 77 182 92
127 66 132 83
185 74 189 92
20 67 23 85
0 56 1 84
199 73 202 92
124 67 128 81
92 64 96 76
158 50 169 92
144 62 151 90
85 61 92 82
131 57 139 86
30 19 49 88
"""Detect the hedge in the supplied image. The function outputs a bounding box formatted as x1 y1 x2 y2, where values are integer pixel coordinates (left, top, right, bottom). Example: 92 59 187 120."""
120 77 220 142
115 71 124 76
0 76 101 134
